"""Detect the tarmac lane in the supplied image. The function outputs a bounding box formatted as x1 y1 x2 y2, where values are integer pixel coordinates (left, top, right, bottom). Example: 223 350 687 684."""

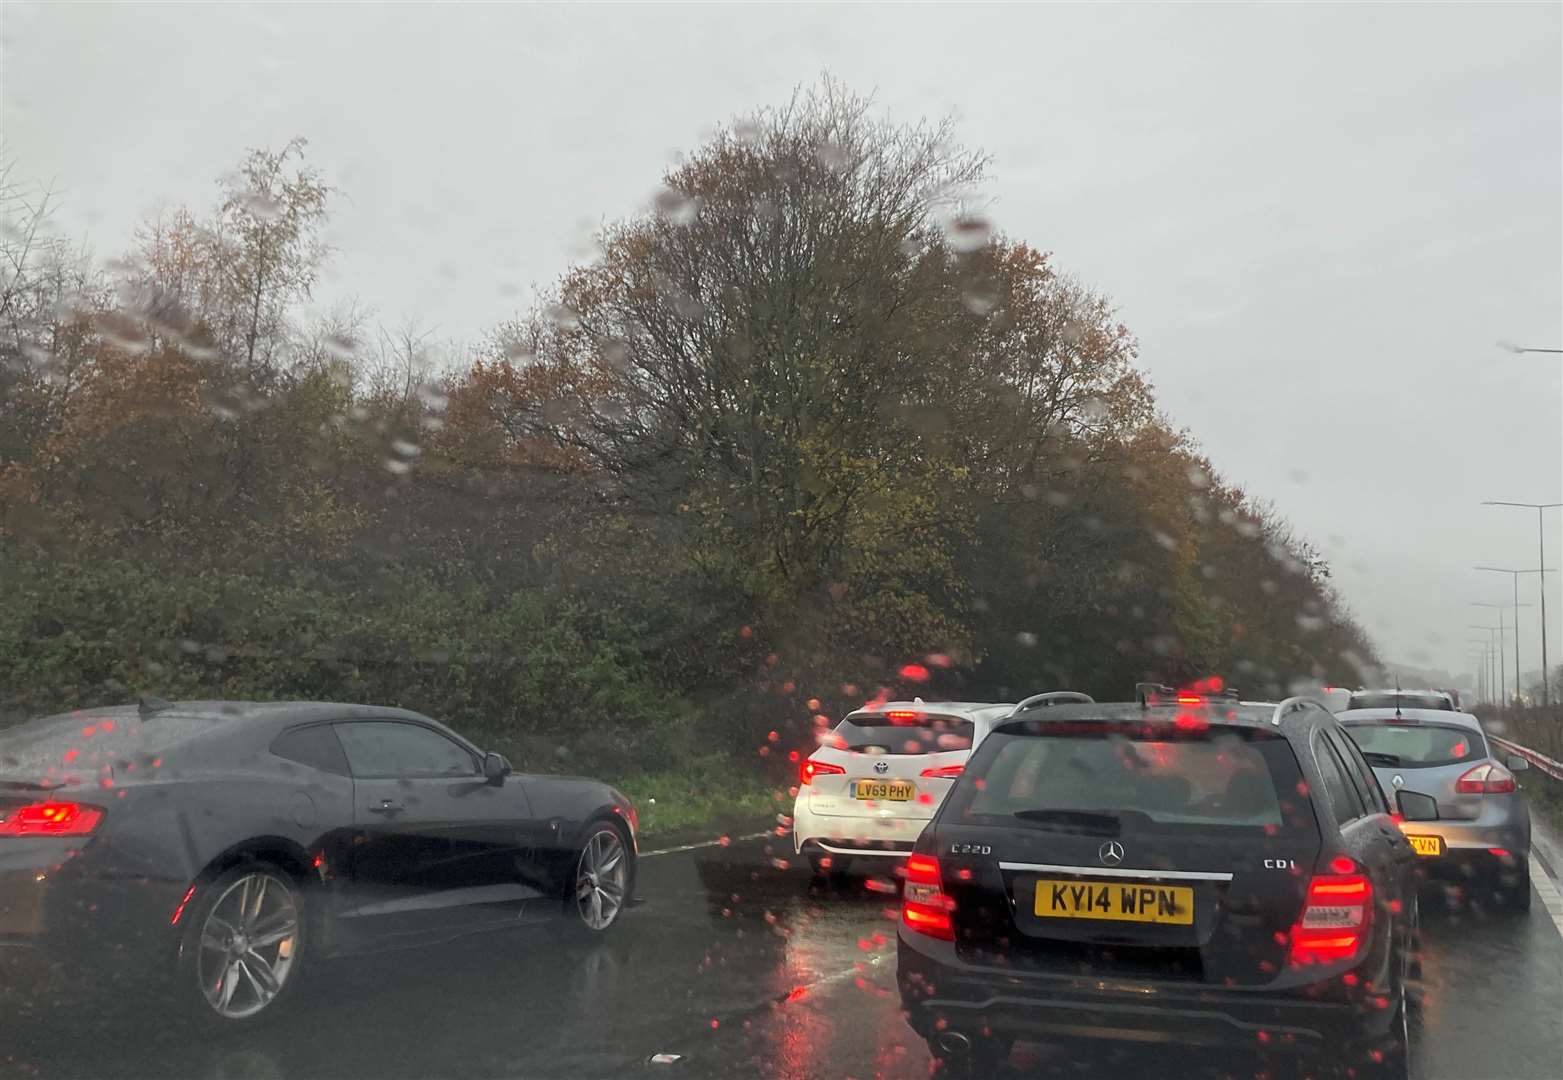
1 831 1559 1079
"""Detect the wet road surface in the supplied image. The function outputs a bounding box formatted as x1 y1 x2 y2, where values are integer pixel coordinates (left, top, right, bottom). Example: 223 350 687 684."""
3 834 1560 1080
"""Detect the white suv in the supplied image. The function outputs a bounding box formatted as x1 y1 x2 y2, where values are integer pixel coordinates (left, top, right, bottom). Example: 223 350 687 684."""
791 694 1092 874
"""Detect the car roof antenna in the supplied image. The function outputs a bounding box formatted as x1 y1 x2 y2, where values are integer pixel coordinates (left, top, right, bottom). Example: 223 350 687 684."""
1393 674 1403 719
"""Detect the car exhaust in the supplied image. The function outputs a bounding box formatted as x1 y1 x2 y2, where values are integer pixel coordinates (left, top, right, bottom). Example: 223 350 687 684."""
935 1031 971 1055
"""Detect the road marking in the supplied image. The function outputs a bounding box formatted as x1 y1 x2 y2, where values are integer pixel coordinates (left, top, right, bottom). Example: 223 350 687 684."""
640 831 772 858
1531 854 1563 940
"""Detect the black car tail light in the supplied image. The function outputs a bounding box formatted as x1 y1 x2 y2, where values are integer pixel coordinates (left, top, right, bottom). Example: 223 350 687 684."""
0 800 105 836
901 854 954 941
1288 857 1371 967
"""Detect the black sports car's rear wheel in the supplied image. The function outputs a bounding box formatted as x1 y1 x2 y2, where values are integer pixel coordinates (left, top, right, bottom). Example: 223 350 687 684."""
177 863 305 1024
572 824 630 932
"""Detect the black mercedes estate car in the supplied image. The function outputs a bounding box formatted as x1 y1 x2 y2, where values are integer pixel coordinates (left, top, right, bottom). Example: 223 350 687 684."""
0 700 637 1024
897 687 1419 1078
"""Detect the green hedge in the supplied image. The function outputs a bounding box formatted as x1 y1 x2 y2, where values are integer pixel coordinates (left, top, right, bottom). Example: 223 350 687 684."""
0 550 697 776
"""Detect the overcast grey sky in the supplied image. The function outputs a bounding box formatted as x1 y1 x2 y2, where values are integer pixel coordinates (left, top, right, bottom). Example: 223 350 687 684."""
5 2 1560 683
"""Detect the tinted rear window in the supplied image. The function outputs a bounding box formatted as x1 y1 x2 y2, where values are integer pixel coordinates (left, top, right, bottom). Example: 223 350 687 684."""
832 714 974 755
949 721 1313 834
271 723 351 776
1347 693 1453 712
1344 722 1485 768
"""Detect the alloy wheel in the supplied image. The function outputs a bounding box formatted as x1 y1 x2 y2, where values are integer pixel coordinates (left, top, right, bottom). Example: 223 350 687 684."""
575 827 628 931
196 871 301 1020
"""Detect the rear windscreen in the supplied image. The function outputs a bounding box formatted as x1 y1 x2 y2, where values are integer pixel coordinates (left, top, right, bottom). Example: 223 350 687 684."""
832 714 974 755
0 713 212 784
1347 693 1452 712
949 722 1313 834
1344 723 1485 768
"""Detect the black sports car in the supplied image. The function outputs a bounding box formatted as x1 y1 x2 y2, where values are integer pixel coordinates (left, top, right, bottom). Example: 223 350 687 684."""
0 700 637 1024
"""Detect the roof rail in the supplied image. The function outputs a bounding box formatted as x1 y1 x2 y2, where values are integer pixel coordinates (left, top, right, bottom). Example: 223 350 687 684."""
1136 682 1174 705
1010 691 1095 715
1269 696 1323 727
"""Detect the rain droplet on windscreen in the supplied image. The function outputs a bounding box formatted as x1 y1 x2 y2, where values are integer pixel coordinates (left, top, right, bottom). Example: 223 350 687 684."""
945 216 991 253
545 305 580 330
653 187 698 227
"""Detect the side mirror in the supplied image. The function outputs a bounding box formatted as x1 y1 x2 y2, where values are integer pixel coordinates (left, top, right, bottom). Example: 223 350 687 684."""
1396 790 1439 823
483 752 513 782
1506 755 1530 773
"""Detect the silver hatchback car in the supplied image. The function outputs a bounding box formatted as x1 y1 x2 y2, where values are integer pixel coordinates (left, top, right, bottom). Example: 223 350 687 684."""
1340 703 1531 911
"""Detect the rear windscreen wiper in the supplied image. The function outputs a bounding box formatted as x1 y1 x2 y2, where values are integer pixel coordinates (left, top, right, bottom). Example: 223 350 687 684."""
1011 809 1123 835
1361 751 1401 768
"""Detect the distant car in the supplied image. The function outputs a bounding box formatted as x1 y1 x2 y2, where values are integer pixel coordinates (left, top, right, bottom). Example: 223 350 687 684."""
897 688 1418 1079
793 699 1032 874
1340 705 1531 910
0 700 638 1025
1320 686 1354 713
1348 689 1456 712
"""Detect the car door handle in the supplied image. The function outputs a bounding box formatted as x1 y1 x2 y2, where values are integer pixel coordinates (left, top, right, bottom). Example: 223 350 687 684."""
368 799 405 814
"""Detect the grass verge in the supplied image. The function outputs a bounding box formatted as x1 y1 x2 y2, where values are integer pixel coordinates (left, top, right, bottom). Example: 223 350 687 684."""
611 754 785 844
1523 768 1563 838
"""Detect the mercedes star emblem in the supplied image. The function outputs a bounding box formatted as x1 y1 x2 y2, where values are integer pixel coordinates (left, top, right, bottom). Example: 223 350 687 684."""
874 760 889 774
1098 840 1125 866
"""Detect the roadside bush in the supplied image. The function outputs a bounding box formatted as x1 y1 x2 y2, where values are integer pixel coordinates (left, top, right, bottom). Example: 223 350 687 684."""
0 548 691 776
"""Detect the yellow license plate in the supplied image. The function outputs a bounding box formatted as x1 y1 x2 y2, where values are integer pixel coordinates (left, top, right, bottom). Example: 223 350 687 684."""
852 780 916 801
1033 879 1195 925
1406 835 1443 857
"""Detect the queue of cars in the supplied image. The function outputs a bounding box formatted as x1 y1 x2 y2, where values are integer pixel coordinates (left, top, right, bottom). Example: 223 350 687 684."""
0 682 1533 1077
0 700 637 1026
794 681 1534 1079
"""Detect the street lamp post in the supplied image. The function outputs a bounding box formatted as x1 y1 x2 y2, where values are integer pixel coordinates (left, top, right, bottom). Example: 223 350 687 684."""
1466 640 1493 705
1476 563 1551 706
1470 625 1507 704
1471 602 1531 706
1481 502 1561 707
1469 603 1506 706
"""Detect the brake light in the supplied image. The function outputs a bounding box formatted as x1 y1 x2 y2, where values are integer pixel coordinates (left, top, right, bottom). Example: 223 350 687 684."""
885 710 922 721
920 764 963 780
0 801 105 837
1288 865 1372 967
1176 695 1203 705
800 759 845 786
901 853 954 940
1455 763 1516 794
